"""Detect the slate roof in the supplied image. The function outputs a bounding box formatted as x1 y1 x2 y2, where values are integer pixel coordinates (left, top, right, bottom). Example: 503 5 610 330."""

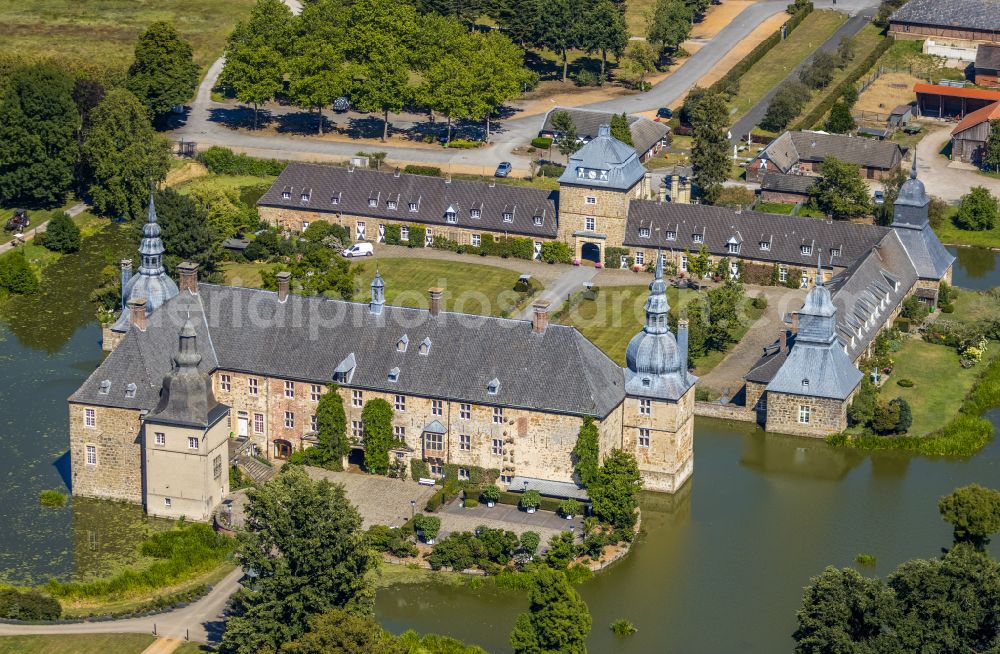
759 172 817 195
755 131 905 172
509 476 589 500
624 200 889 268
745 332 793 384
977 44 1000 71
540 107 670 157
890 0 1000 32
72 283 626 419
258 163 559 239
558 125 648 191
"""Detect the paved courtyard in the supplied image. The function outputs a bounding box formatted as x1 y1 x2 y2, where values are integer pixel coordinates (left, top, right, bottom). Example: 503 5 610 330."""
438 501 583 546
305 468 438 528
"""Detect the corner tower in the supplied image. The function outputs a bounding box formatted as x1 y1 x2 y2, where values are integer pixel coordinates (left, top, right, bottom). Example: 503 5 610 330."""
557 124 649 265
891 155 955 291
621 254 696 492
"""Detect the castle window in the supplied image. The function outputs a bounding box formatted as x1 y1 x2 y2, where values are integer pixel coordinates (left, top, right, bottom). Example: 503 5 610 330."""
639 399 651 415
408 202 418 212
395 395 406 411
585 196 597 205
638 428 650 448
397 335 409 352
692 233 704 244
401 226 410 241
798 405 811 424
471 234 481 247
311 415 318 431
635 251 645 265
425 432 443 450
639 227 650 238
284 381 295 398
470 208 481 218
501 474 513 484
254 413 264 433
665 231 677 241
86 445 96 465
585 217 595 231
352 390 363 407
460 434 471 451
214 455 222 479
458 467 470 480
155 432 165 446
779 266 788 282
311 384 322 401
188 436 199 450
492 438 503 455
801 244 812 256
387 200 397 210
164 498 172 508
220 374 231 392
460 403 471 420
284 412 294 429
85 408 96 428
352 421 363 438
248 378 258 396
394 425 406 439
99 380 110 394
432 399 443 416
493 406 504 423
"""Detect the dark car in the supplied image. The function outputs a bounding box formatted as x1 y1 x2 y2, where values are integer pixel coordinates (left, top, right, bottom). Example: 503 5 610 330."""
495 161 512 178
332 96 350 112
5 209 28 232
656 107 673 120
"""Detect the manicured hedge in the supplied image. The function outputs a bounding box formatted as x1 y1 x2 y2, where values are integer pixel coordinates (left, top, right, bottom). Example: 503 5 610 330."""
403 164 442 177
497 490 563 513
0 589 61 620
197 146 287 176
531 137 553 149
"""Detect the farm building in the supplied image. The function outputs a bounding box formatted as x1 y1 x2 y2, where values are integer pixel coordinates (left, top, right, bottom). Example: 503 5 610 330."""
758 172 816 204
888 104 914 127
539 107 670 162
950 101 1000 166
889 0 1000 62
914 83 1000 118
976 44 1000 87
747 130 906 181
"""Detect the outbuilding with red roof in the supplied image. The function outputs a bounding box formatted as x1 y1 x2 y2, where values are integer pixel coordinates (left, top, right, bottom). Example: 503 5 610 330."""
915 83 1000 118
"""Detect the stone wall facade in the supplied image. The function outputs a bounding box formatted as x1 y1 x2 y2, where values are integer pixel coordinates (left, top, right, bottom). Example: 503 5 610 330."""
144 416 231 521
555 180 648 261
620 389 695 493
764 390 852 438
69 404 143 504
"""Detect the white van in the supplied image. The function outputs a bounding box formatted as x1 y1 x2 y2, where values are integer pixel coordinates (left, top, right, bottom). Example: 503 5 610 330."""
342 242 374 257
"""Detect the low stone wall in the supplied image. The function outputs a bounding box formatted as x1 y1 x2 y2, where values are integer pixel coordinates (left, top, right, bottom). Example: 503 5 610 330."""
694 401 757 423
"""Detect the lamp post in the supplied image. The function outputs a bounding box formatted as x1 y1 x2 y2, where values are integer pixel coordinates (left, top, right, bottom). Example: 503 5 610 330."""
410 499 416 520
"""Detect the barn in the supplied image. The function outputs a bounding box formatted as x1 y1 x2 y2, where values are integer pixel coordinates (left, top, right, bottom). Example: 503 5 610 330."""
951 101 1000 166
890 0 1000 62
914 83 1000 118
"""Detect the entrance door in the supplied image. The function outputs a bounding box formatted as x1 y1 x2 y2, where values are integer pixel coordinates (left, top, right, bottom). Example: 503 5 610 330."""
581 242 601 264
274 439 292 459
237 416 248 438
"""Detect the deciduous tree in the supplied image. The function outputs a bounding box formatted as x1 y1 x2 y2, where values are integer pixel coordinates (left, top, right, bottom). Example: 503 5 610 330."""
510 567 592 654
761 81 808 132
646 0 692 60
589 449 642 532
984 119 1000 172
825 100 856 134
535 0 579 83
579 0 629 79
289 39 350 135
82 89 171 221
0 64 80 207
954 186 998 231
219 467 377 654
572 417 600 487
618 41 657 90
938 484 1000 550
42 212 81 254
808 156 872 219
126 21 200 119
468 30 534 141
610 112 633 146
0 251 40 295
361 398 395 475
689 90 729 204
281 609 404 654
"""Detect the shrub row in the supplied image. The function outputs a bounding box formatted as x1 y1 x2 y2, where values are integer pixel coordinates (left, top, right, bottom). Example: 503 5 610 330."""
197 146 287 177
530 137 553 149
402 164 442 177
708 2 814 96
496 490 564 514
792 35 894 130
0 589 61 621
430 233 536 260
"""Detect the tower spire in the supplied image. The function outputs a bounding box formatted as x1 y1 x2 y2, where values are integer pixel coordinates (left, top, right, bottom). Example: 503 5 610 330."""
654 248 663 280
910 151 917 180
815 251 823 287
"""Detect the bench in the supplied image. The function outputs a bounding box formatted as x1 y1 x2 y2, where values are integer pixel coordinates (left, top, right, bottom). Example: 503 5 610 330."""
418 477 437 486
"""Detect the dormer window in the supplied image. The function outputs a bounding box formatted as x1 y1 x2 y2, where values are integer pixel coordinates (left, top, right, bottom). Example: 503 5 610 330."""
801 244 812 256
802 378 810 390
692 233 704 244
642 377 651 387
387 200 397 210
759 241 770 251
830 248 841 258
388 367 400 383
533 215 543 226
397 335 409 352
446 211 457 224
727 242 740 254
639 227 650 238
99 380 111 395
331 194 341 205
470 208 481 219
665 230 676 241
125 383 137 398
419 338 431 355
300 189 311 202
368 198 378 208
281 186 292 200
503 212 513 223
408 202 418 212
333 353 356 384
487 378 500 395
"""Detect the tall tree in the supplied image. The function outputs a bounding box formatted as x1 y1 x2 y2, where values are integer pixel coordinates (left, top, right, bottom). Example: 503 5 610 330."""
535 0 579 83
510 567 592 654
288 38 350 134
646 0 691 60
808 156 872 220
954 186 998 231
219 467 377 654
610 112 633 146
153 187 220 278
589 448 642 532
551 110 582 158
0 63 80 207
467 30 532 142
418 29 476 146
347 0 417 141
572 417 600 487
761 81 808 132
282 609 405 654
126 21 200 119
984 119 1000 172
618 41 656 90
0 251 39 295
938 484 1000 551
689 90 729 204
42 212 81 254
81 89 171 220
579 0 629 79
361 398 394 475
825 100 856 134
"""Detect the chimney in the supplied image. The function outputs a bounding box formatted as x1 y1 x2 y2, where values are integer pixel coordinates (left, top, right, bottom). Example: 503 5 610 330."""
177 261 199 295
394 167 401 178
428 287 443 316
791 312 799 335
276 271 291 303
120 259 132 309
128 298 147 332
532 300 551 334
678 319 689 376
779 328 787 351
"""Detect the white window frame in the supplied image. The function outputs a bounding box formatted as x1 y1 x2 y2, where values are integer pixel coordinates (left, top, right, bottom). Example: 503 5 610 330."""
254 413 265 434
394 425 406 439
801 245 812 256
284 411 295 429
311 384 322 402
492 438 503 456
164 497 172 508
352 390 363 407
155 432 166 446
692 234 704 244
460 403 471 420
248 378 258 396
585 196 597 205
639 227 650 238
460 434 471 451
395 394 406 411
311 414 318 431
727 243 740 254
220 374 231 392
84 408 96 428
665 231 677 241
639 399 651 415
352 421 363 438
401 226 410 241
284 381 294 398
425 432 443 450
493 407 504 424
470 208 481 219
471 234 481 247
799 405 811 424
779 266 788 282
86 445 97 465
432 399 443 416
681 255 688 271
760 241 770 251
635 251 645 265
188 436 199 450
584 216 596 231
458 467 470 480
638 428 650 448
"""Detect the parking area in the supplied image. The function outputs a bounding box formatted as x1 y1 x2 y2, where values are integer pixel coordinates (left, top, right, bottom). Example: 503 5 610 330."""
438 501 583 546
305 468 438 528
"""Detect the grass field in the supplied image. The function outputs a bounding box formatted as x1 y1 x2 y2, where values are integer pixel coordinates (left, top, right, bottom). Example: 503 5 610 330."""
224 257 543 317
887 339 999 437
729 10 847 118
0 634 155 654
933 214 1000 249
0 0 258 77
755 202 795 215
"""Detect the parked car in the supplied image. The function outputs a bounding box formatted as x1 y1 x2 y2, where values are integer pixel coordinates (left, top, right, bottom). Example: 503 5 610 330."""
656 107 673 120
342 242 374 257
495 161 512 178
332 96 350 112
5 209 29 232
873 190 885 205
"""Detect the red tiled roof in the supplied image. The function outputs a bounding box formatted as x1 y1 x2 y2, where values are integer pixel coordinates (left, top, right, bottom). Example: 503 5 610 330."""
952 101 1000 135
914 84 1000 101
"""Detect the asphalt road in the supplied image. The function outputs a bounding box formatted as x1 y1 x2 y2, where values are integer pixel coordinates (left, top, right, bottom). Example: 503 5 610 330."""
729 5 877 146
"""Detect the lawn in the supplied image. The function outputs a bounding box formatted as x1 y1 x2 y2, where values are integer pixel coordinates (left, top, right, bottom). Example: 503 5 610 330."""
0 0 258 78
886 339 999 437
729 10 848 118
176 174 277 201
223 256 543 318
755 202 795 215
933 215 1000 250
949 287 1000 324
0 634 155 654
877 38 966 83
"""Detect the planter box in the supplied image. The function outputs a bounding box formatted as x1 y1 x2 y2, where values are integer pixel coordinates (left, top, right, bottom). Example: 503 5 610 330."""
526 507 536 514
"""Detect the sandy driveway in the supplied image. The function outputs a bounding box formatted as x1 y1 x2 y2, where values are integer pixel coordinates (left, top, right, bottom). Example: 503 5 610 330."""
914 126 1000 203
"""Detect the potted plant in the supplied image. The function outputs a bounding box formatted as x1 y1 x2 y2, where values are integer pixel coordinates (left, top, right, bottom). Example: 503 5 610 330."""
481 485 501 508
413 514 441 545
520 489 541 514
559 499 581 520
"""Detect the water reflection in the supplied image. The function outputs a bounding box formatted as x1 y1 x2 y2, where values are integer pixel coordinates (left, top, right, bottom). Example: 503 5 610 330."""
947 246 999 290
740 429 866 481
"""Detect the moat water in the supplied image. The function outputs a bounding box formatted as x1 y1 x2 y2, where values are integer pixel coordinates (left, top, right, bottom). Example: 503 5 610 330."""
0 239 997 651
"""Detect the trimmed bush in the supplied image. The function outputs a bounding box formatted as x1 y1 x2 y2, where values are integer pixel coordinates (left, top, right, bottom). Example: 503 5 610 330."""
197 146 286 176
520 490 542 510
559 499 582 517
941 304 955 314
413 514 441 543
0 588 61 621
531 137 553 149
402 164 442 177
464 498 479 508
445 139 481 149
481 485 501 504
896 378 915 388
425 488 445 512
